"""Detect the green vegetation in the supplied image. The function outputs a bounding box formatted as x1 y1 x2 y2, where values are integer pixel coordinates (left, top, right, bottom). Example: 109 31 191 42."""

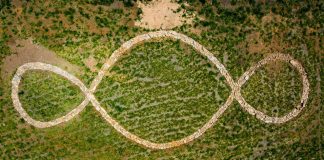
95 40 230 143
19 71 84 121
242 62 303 117
0 0 10 11
0 0 322 159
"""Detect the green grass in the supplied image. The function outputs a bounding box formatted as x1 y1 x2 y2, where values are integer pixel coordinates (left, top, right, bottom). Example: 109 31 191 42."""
241 62 303 117
95 40 230 143
19 70 84 121
0 0 322 159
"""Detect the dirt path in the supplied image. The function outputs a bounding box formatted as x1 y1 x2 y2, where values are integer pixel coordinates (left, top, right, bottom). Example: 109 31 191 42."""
11 31 310 149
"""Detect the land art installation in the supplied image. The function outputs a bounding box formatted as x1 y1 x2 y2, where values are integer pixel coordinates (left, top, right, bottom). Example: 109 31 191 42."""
11 31 310 149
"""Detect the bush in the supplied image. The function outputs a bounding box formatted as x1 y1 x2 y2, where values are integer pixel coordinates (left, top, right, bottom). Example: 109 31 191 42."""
0 0 10 11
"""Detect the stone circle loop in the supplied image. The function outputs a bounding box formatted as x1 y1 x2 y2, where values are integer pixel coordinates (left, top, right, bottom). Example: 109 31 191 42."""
11 31 310 149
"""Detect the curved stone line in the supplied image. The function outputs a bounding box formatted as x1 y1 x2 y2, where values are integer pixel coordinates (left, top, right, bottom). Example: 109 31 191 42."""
11 31 310 149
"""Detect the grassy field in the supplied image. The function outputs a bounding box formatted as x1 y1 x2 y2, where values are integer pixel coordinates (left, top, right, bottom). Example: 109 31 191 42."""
0 0 323 159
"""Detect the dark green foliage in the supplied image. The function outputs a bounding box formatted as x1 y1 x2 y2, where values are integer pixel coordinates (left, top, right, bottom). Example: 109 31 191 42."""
95 16 110 27
84 0 114 5
0 0 10 11
84 0 137 7
122 0 136 7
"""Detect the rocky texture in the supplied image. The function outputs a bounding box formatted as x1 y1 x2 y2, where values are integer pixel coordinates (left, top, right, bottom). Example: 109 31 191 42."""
11 31 310 149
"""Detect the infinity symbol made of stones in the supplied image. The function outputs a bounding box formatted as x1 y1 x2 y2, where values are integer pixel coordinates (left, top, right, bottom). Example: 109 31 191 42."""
11 31 310 149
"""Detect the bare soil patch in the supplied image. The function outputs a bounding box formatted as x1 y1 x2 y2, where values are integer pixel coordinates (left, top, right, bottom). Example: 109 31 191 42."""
246 31 265 54
1 38 81 81
11 0 23 7
135 0 193 29
261 12 284 26
83 55 98 72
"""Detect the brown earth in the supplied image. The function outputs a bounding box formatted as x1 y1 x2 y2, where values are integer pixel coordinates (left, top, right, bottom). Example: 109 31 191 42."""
1 38 81 81
135 0 193 29
246 31 265 54
83 55 98 72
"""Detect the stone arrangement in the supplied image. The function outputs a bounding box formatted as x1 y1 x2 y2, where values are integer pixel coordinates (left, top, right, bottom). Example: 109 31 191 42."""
11 31 310 149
